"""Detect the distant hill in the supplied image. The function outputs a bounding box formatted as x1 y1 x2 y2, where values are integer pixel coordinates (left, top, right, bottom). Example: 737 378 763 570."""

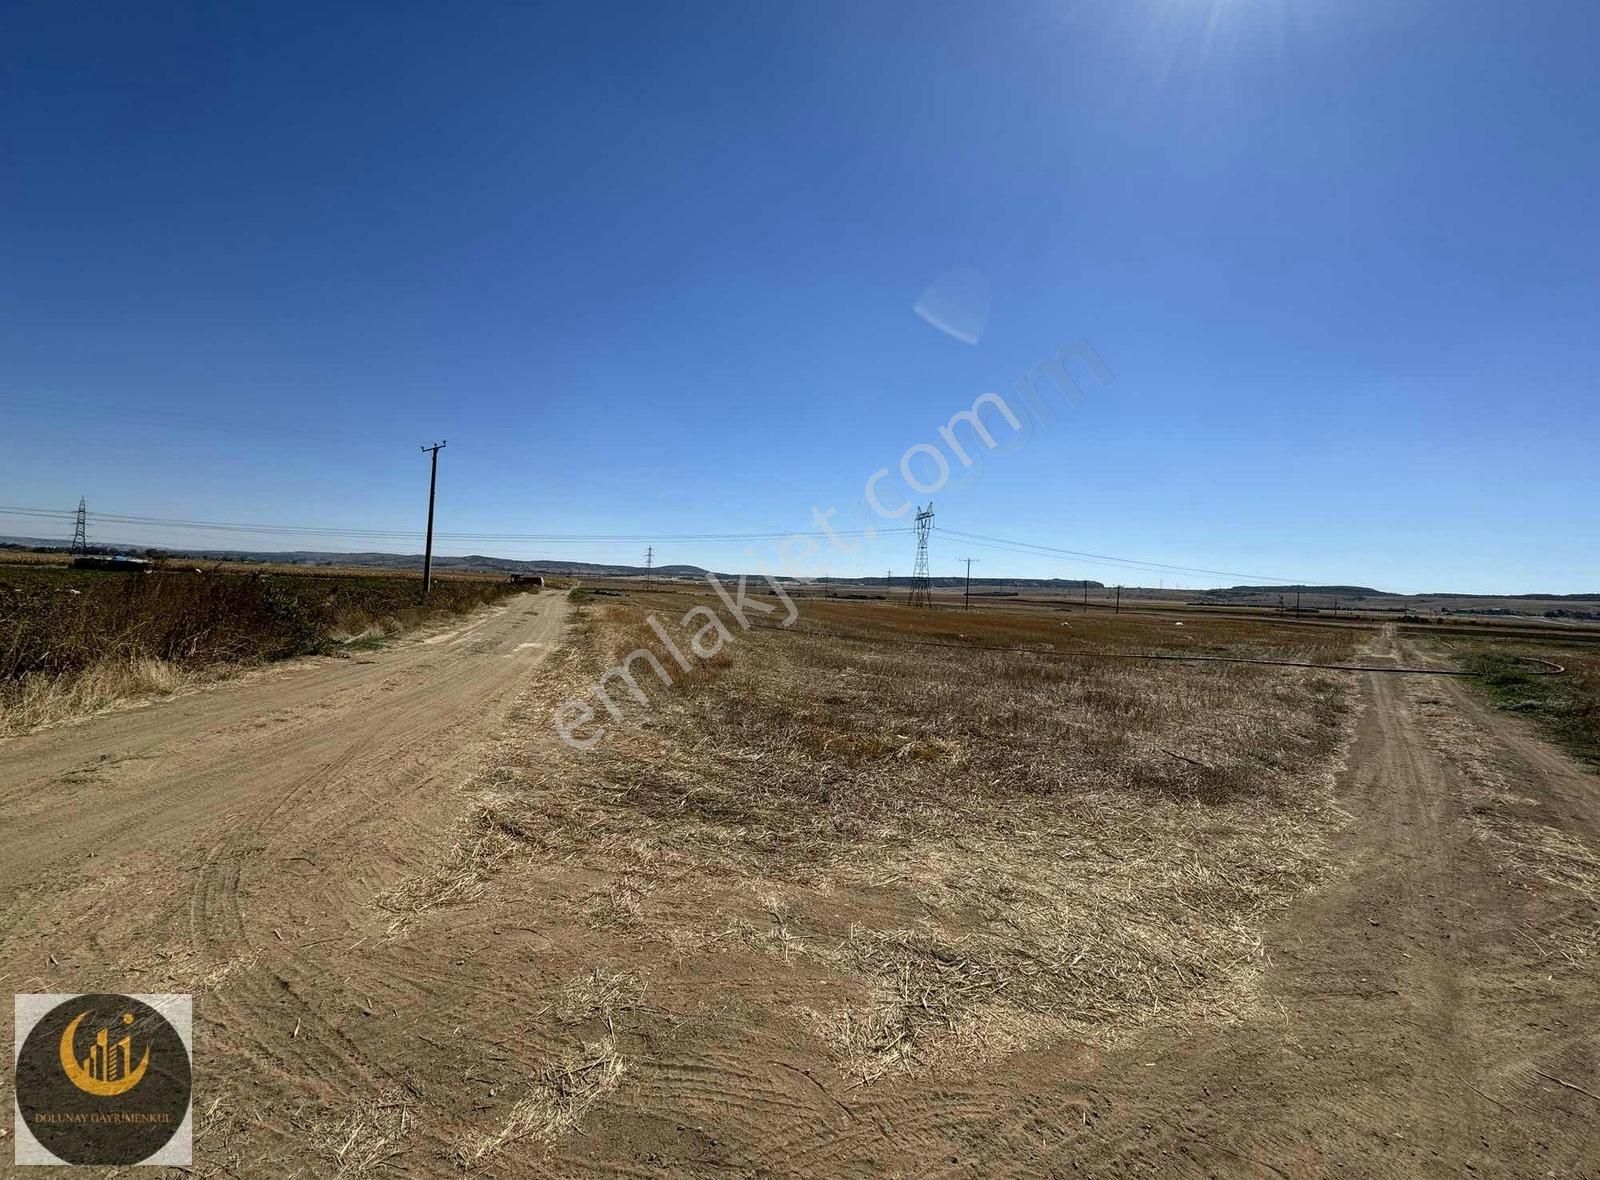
3 537 1595 600
1203 584 1395 598
0 538 708 578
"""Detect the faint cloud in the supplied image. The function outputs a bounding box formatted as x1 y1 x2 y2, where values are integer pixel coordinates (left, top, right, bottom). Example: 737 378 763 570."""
913 268 990 346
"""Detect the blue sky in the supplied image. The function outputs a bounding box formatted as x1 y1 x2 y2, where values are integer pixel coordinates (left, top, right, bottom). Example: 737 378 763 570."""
3 1 1596 593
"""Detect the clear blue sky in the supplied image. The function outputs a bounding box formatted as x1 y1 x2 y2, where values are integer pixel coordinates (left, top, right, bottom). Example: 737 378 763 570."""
3 1 1596 593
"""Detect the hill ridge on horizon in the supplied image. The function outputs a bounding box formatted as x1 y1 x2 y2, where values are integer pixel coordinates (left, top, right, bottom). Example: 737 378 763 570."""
5 536 1599 601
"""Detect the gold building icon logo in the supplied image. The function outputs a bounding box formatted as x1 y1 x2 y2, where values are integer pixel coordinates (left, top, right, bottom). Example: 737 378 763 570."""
16 993 191 1165
58 1010 151 1097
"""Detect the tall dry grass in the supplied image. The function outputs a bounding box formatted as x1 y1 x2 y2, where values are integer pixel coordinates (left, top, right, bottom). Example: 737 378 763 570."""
2 654 197 734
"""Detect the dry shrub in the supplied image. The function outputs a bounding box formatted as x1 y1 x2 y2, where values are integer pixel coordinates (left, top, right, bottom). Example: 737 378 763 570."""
508 598 1350 875
1487 820 1600 915
814 804 1325 1079
455 1038 625 1165
821 927 1013 1078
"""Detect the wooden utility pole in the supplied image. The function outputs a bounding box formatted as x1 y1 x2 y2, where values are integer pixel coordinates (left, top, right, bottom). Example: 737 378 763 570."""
962 558 979 611
419 441 446 598
1115 584 1121 614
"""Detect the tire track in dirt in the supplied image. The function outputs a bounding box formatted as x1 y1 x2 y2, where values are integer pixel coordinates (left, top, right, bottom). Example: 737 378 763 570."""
0 591 571 1170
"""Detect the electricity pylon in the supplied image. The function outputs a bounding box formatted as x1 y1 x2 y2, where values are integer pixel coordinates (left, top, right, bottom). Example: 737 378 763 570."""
907 502 934 608
70 498 88 556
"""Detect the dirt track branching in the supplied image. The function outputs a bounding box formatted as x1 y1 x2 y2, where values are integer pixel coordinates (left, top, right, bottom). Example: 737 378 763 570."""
1406 674 1600 964
1463 646 1600 769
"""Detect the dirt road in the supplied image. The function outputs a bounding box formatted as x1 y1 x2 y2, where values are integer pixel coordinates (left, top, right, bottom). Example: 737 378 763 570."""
0 591 569 1167
3 608 1599 1176
0 592 565 894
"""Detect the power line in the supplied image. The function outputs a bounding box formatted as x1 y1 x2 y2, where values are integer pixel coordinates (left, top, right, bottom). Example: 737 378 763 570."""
0 505 913 546
941 528 1302 585
0 500 1317 586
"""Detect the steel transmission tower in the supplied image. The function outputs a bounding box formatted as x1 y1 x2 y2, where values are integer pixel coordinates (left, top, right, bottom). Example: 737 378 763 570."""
70 497 88 556
907 502 934 608
645 545 654 590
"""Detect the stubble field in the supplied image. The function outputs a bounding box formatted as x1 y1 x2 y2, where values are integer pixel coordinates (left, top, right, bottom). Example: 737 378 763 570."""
363 588 1365 1168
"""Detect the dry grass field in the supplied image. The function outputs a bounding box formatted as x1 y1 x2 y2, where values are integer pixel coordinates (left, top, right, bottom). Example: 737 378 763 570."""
331 593 1594 1175
356 589 1365 1160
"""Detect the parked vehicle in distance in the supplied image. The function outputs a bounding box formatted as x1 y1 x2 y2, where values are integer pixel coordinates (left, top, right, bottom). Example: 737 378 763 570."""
71 555 153 573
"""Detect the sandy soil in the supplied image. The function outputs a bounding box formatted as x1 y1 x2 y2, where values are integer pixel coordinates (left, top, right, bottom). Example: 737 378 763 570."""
2 609 1598 1176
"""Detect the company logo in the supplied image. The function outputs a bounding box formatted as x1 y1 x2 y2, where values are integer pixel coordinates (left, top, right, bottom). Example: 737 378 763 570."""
59 1008 152 1096
13 993 192 1166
